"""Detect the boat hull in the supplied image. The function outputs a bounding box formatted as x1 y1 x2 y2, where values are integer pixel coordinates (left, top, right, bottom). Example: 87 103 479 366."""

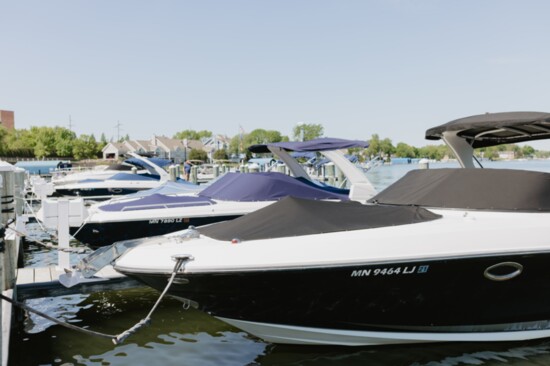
118 252 550 345
71 214 241 247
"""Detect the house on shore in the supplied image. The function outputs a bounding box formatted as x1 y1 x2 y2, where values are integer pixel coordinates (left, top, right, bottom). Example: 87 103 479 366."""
102 135 229 163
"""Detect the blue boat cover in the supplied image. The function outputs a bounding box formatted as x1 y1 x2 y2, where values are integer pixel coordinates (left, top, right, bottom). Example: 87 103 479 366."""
248 137 369 154
122 181 202 199
99 194 215 212
198 172 349 201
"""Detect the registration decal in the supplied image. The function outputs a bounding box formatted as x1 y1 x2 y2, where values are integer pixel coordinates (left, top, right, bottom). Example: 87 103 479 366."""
351 265 429 277
148 218 184 224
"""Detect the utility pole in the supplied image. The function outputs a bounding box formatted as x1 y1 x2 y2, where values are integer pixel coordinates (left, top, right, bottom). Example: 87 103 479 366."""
68 115 73 131
115 121 122 141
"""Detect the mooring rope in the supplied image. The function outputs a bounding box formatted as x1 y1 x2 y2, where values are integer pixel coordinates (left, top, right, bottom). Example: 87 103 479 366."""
0 292 117 341
114 256 189 344
0 256 190 345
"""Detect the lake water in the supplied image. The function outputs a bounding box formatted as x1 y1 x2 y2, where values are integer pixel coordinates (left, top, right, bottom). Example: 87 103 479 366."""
8 160 550 366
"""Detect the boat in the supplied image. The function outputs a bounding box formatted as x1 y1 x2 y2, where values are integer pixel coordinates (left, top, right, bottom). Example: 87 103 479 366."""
100 112 550 346
48 154 176 199
68 138 375 247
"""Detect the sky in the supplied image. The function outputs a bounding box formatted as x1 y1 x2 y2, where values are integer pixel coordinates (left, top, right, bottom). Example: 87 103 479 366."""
2 0 550 149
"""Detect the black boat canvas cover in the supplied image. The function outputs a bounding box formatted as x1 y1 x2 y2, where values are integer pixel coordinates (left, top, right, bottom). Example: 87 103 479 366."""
368 168 550 212
425 111 550 148
199 196 440 241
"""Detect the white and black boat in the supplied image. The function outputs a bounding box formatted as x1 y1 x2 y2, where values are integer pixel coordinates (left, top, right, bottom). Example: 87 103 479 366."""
69 138 375 247
50 154 176 199
104 112 550 346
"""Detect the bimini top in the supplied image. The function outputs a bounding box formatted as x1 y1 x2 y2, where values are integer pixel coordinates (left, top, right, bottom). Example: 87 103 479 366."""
248 137 369 154
425 111 550 148
368 168 550 212
199 196 440 241
198 172 349 201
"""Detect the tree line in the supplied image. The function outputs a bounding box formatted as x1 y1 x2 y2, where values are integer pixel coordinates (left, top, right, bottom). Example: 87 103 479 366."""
1 124 547 161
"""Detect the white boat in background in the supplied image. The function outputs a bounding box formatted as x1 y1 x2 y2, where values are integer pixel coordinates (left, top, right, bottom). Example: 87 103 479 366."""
48 153 177 199
106 111 550 346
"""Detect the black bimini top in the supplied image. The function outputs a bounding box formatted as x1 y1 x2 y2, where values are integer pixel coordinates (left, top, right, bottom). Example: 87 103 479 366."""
368 168 550 212
425 111 550 148
199 196 440 241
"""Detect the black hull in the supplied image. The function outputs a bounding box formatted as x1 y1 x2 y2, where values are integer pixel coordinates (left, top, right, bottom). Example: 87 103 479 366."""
120 252 550 334
71 215 241 248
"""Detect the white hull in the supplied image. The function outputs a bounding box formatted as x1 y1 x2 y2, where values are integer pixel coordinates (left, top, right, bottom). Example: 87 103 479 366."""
220 318 550 346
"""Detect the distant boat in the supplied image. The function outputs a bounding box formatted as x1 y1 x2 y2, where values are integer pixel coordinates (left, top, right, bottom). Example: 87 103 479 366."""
47 153 177 199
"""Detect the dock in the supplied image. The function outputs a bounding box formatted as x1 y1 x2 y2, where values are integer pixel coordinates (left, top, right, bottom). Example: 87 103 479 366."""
15 265 143 301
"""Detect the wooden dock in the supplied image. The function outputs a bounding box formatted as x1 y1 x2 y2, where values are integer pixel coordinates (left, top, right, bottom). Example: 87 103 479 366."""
15 265 144 301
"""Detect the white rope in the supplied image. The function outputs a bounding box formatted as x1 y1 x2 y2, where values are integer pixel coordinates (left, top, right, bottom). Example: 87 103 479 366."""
114 256 189 344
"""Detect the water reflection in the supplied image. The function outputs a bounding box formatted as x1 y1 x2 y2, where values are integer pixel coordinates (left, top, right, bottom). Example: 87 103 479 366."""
11 288 268 365
12 287 550 365
258 340 550 366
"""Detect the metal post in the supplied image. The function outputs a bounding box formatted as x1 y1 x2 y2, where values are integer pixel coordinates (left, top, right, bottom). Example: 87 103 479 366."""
213 165 219 179
190 166 198 184
0 166 17 366
57 199 71 270
325 163 335 186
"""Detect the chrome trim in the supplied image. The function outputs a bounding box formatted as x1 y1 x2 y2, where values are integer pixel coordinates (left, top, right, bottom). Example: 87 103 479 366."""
484 262 523 281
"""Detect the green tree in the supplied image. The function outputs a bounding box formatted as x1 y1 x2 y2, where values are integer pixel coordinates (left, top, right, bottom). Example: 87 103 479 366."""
394 142 417 158
366 134 381 158
379 138 395 157
522 145 535 157
293 123 323 141
417 145 449 160
245 129 284 146
174 129 213 140
213 149 228 160
228 129 285 157
0 126 8 156
188 148 208 161
3 129 34 157
54 127 76 157
32 127 56 158
97 133 108 152
72 134 99 160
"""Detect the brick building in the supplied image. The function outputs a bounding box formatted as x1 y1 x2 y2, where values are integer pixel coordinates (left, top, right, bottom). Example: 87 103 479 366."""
0 110 14 130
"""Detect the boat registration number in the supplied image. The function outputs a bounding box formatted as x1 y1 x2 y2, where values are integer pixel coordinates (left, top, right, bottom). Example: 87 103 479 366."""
351 265 429 277
148 218 185 224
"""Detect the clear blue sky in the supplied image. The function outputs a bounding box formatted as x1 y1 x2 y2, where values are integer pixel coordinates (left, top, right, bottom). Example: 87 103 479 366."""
2 0 550 149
